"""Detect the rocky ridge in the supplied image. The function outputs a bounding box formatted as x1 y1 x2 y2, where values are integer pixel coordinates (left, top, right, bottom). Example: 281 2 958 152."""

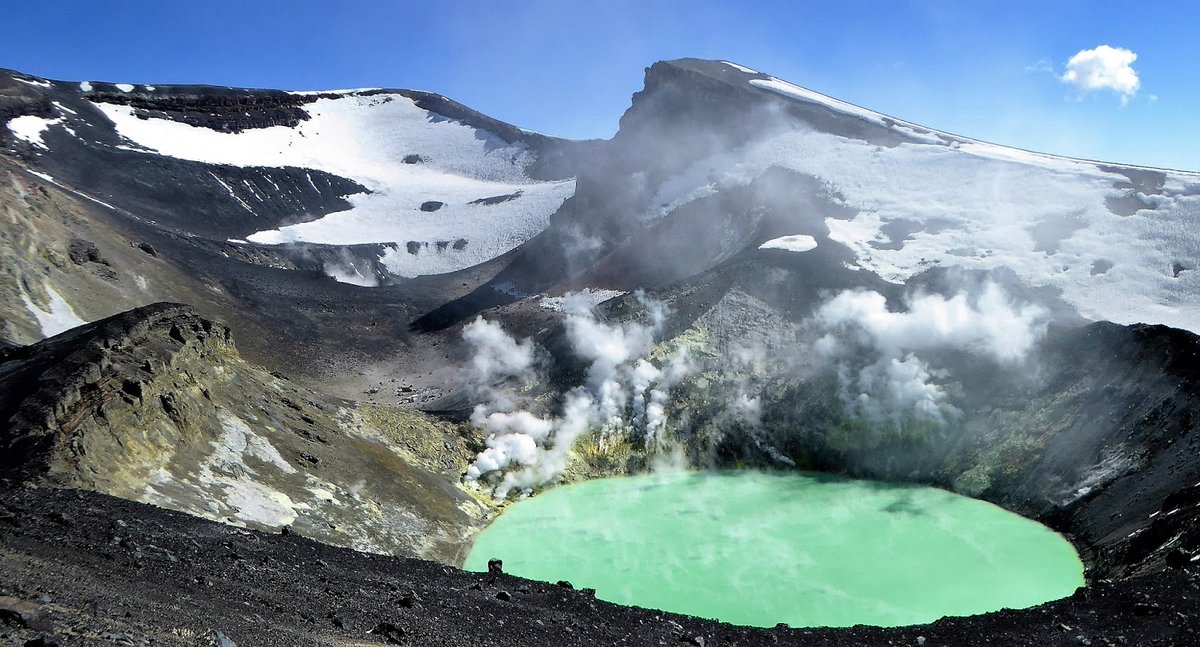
0 303 491 565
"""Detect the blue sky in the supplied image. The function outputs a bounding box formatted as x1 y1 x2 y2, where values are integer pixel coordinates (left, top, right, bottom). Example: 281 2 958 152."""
4 1 1197 170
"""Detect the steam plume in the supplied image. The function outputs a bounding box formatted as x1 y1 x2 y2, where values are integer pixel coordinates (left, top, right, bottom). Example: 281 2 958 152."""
462 292 690 497
813 282 1047 428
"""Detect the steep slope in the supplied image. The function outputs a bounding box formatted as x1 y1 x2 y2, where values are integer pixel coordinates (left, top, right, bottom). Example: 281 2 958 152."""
416 58 1200 334
2 69 591 280
1 67 598 388
0 303 491 564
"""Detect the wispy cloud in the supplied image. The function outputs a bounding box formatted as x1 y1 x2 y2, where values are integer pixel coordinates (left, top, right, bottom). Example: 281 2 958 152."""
1025 59 1055 75
1060 45 1141 105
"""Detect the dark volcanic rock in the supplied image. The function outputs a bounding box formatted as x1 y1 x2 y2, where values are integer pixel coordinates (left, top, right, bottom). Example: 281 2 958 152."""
420 200 445 212
0 485 1198 646
67 238 105 265
90 88 318 133
469 191 522 206
0 595 50 631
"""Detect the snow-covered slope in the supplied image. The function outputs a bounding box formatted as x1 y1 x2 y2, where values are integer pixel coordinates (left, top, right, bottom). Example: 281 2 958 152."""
627 60 1200 334
92 93 574 278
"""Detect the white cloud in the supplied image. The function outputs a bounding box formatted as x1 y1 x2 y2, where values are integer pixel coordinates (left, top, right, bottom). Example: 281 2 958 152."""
1025 59 1055 75
1060 45 1140 104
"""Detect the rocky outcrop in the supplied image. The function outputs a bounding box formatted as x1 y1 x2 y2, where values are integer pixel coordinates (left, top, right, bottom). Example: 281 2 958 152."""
0 303 491 564
90 87 317 132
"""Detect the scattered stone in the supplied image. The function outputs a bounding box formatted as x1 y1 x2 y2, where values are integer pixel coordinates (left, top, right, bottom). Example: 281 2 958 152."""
397 590 419 608
401 154 423 164
213 630 237 647
24 636 61 647
371 621 405 644
468 191 522 206
0 596 50 631
68 238 105 265
1132 601 1161 616
487 558 503 574
420 201 444 212
555 580 574 590
1166 549 1191 568
135 242 157 257
496 590 511 601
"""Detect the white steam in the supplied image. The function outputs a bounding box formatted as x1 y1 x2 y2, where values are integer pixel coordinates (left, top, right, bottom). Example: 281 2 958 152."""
324 263 378 286
462 316 536 386
814 282 1047 428
462 292 690 497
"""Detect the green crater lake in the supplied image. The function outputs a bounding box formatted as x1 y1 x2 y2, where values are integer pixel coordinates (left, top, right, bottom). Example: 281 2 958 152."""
465 471 1084 628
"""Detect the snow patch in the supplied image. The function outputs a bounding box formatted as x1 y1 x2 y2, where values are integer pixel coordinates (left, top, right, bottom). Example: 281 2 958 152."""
20 284 87 337
115 83 134 93
23 169 119 210
79 81 92 92
7 115 63 149
541 288 628 311
759 234 818 253
641 122 1200 334
94 94 574 278
750 77 943 144
208 172 255 213
722 61 760 74
15 77 51 88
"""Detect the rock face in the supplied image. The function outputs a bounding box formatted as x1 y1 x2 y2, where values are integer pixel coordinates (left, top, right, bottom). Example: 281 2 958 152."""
0 303 489 564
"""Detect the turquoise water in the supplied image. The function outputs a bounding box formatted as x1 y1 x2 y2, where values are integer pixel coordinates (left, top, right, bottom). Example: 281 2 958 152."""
465 471 1084 628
